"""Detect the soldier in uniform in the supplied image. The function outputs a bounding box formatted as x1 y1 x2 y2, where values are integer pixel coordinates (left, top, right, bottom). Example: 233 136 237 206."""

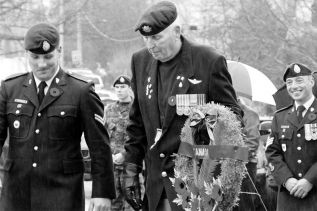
104 75 135 211
0 23 115 211
266 63 317 211
123 1 243 211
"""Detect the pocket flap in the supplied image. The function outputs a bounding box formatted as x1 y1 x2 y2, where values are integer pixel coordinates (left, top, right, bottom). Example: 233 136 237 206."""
48 106 77 118
63 159 84 174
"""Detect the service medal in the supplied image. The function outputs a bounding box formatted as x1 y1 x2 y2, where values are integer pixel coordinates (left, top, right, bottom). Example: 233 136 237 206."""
305 124 312 141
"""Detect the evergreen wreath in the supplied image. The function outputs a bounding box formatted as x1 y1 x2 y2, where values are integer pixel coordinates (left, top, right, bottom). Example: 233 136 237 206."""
170 103 247 211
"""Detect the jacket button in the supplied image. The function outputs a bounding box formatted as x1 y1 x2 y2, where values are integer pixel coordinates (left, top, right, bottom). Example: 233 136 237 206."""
160 153 165 158
298 173 302 177
297 160 302 164
15 110 20 114
35 129 40 134
161 171 167 177
281 135 285 138
34 146 38 151
37 113 41 117
297 134 301 138
61 111 65 116
297 146 302 151
32 163 37 168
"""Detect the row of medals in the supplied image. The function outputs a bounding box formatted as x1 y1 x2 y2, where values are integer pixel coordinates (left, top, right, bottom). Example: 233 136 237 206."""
304 124 317 141
176 94 206 116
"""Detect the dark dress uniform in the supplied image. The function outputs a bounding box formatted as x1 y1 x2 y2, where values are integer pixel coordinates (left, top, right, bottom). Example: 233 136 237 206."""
266 100 317 211
0 69 115 211
125 36 242 211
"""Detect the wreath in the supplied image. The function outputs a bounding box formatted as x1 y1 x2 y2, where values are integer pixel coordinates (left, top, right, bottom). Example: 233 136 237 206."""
170 103 247 211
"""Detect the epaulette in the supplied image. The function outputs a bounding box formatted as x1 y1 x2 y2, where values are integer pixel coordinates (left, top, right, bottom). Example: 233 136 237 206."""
275 104 293 113
66 71 88 83
4 72 28 81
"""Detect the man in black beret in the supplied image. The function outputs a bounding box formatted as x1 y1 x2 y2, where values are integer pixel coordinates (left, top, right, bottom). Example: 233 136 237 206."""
123 1 243 210
0 23 115 211
266 63 317 210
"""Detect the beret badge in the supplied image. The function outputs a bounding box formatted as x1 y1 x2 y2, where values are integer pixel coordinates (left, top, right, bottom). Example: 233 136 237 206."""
120 77 125 83
142 25 152 33
294 64 301 73
42 40 50 52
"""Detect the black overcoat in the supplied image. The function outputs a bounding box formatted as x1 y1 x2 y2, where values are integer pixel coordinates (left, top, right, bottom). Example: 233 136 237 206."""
0 69 115 211
125 37 242 211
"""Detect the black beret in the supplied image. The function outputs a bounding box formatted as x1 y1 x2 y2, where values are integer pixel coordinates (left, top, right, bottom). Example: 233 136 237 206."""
113 75 131 87
24 23 60 54
283 63 312 81
135 1 177 36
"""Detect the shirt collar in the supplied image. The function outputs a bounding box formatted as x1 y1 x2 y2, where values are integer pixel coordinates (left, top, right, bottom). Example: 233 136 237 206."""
295 95 315 110
33 66 60 88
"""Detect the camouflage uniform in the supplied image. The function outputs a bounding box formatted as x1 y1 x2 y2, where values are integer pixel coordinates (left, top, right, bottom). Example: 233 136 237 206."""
105 101 133 211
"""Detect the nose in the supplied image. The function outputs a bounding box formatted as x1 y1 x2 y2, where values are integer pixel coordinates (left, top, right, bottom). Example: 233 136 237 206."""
37 58 47 68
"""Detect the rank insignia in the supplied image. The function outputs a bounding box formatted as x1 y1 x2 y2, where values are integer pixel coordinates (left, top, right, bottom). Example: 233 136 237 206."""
282 144 286 152
142 25 152 33
42 40 50 51
13 120 20 129
94 114 105 125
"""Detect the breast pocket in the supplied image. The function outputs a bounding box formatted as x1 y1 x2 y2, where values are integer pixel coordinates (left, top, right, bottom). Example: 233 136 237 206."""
7 103 34 139
48 105 77 140
279 129 293 152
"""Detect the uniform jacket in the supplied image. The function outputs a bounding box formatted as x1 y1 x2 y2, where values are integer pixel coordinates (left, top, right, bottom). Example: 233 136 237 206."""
266 99 317 211
0 69 115 211
125 36 242 211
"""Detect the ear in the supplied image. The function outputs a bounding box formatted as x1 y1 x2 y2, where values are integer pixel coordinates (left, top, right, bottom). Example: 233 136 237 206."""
173 25 181 38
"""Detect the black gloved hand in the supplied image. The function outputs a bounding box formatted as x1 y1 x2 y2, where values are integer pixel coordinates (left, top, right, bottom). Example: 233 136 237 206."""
123 163 142 210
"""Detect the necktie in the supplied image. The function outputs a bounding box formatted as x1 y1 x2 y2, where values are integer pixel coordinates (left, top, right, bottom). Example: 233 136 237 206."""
38 81 47 104
297 105 305 123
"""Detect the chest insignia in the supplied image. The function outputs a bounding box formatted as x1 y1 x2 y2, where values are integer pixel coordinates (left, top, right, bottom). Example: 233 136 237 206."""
146 77 152 100
14 99 27 104
13 120 20 129
188 78 202 84
308 113 316 121
281 143 286 152
176 75 185 88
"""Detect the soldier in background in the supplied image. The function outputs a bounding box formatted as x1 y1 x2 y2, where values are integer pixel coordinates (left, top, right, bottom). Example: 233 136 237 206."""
104 76 136 211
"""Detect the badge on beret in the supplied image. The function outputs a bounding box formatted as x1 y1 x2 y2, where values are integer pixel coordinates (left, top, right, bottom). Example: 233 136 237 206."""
120 77 125 83
294 64 301 73
42 40 50 52
13 120 20 129
142 25 152 33
49 88 60 97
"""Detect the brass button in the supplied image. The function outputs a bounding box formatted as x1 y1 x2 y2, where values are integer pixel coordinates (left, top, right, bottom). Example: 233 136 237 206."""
60 111 65 116
297 160 302 164
297 134 301 138
32 163 37 168
38 113 41 117
281 135 285 138
34 146 38 151
297 146 302 151
160 153 165 158
161 171 167 177
298 173 302 177
15 110 20 114
35 129 40 134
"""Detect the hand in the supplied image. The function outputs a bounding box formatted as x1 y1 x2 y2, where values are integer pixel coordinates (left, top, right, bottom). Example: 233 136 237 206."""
285 177 298 192
290 178 313 198
123 163 142 210
113 153 124 165
88 198 111 211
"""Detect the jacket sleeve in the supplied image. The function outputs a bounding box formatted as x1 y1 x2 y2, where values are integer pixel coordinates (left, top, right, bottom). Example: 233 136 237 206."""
0 81 8 155
124 54 147 168
80 82 115 199
243 108 260 161
265 115 293 186
304 161 317 186
208 56 243 121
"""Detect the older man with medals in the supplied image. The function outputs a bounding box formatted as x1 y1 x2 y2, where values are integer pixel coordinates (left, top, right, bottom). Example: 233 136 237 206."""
266 63 317 211
123 1 243 211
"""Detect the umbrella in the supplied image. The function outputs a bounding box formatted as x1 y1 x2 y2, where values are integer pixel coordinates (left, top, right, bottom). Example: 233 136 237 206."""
227 60 277 105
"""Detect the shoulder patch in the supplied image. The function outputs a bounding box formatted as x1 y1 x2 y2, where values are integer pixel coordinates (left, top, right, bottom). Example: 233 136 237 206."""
4 72 28 81
66 71 88 83
275 104 292 113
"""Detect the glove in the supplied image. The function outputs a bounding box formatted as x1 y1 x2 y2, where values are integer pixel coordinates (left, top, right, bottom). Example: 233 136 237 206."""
123 163 142 210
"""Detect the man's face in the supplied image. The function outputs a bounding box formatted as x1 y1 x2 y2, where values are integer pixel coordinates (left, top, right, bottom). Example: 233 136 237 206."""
114 84 131 101
286 75 314 104
143 26 180 62
27 49 60 81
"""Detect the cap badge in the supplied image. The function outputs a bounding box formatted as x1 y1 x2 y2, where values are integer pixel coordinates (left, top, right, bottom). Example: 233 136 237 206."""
120 77 125 83
42 40 50 51
142 25 152 33
294 64 301 73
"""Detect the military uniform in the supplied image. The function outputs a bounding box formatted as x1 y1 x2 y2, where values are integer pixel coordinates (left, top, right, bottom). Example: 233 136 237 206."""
0 23 115 211
266 63 317 211
105 101 133 211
